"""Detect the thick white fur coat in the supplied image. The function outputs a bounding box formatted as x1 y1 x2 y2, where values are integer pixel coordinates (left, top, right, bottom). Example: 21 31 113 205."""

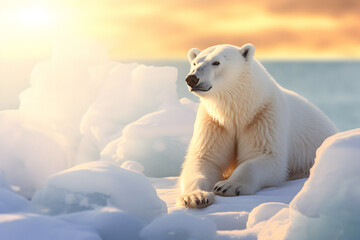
178 44 337 208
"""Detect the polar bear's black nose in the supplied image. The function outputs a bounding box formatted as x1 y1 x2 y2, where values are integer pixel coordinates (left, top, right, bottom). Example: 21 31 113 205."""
185 75 199 88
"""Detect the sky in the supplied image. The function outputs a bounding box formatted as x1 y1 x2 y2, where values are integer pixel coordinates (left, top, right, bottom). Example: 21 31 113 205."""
0 0 360 60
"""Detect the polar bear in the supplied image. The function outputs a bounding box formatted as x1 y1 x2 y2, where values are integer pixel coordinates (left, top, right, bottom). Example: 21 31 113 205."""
177 44 337 208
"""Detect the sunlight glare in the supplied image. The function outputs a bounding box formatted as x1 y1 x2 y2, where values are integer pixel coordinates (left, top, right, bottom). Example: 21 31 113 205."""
12 5 54 28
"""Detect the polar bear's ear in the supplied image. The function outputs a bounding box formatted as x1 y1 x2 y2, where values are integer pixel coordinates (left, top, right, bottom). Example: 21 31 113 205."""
240 44 255 61
188 48 201 62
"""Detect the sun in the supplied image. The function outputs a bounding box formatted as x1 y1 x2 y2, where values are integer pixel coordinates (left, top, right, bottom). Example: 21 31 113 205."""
12 5 54 28
0 4 57 60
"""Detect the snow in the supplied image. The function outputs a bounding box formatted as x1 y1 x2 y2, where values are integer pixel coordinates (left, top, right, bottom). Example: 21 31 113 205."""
0 213 101 240
253 129 360 240
31 161 167 224
284 129 360 240
140 212 217 240
246 203 288 229
205 212 249 231
58 207 143 240
0 174 30 213
0 40 359 239
151 177 305 231
147 130 360 240
257 208 290 240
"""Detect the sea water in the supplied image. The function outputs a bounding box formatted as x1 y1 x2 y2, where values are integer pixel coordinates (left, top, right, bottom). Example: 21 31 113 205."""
141 59 360 131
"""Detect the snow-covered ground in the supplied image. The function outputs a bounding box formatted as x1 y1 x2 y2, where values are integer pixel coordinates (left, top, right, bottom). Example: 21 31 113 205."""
0 41 359 239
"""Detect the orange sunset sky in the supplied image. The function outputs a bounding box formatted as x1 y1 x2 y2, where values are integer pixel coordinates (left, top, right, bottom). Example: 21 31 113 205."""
1 0 360 60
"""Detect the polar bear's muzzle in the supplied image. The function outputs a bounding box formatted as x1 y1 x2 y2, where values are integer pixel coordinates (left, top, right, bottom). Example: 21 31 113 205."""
185 74 212 92
190 83 212 92
185 75 199 88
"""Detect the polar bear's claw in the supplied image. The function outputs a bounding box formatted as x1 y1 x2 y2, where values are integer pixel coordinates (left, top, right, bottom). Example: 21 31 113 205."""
177 190 214 208
213 180 254 196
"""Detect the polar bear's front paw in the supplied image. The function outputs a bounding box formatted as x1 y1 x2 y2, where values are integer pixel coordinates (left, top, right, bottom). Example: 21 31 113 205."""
177 190 215 208
213 180 255 196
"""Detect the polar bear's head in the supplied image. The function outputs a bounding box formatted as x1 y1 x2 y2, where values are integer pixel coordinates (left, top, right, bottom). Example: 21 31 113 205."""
185 44 255 97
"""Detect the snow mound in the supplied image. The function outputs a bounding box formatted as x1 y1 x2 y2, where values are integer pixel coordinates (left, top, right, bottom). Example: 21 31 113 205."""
256 128 360 240
0 174 29 213
102 98 197 177
257 208 290 240
31 161 167 223
0 172 11 190
0 188 29 214
285 128 360 240
247 202 288 229
59 207 142 240
0 110 69 198
0 213 101 240
204 211 249 231
140 212 216 240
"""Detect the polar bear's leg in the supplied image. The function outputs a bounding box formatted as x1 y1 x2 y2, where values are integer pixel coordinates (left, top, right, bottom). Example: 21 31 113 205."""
177 160 224 208
178 152 232 208
213 154 287 196
178 106 235 208
212 99 288 196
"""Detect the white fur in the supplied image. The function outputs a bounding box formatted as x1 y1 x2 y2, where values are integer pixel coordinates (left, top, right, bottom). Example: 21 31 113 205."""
178 44 337 208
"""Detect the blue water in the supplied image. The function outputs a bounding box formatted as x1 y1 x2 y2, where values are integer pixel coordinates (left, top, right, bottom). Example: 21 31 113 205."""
141 59 360 131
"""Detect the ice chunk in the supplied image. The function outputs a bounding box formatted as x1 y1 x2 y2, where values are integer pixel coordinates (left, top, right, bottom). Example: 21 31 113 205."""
0 213 101 240
120 161 144 173
102 98 198 177
246 202 288 229
0 110 69 198
140 212 216 240
59 207 142 240
78 64 180 164
31 161 167 223
256 129 360 240
285 128 360 239
19 39 117 158
76 63 139 163
1 38 197 198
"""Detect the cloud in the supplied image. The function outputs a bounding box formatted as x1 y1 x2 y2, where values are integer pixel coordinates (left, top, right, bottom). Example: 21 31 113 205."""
105 0 360 58
183 26 360 58
183 29 300 53
1 0 359 59
266 0 360 16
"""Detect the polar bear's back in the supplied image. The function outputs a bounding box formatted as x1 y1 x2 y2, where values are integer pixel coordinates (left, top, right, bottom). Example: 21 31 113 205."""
282 88 337 179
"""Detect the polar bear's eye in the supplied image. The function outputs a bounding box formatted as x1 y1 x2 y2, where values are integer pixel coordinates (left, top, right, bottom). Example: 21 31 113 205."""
193 62 196 66
212 61 220 66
